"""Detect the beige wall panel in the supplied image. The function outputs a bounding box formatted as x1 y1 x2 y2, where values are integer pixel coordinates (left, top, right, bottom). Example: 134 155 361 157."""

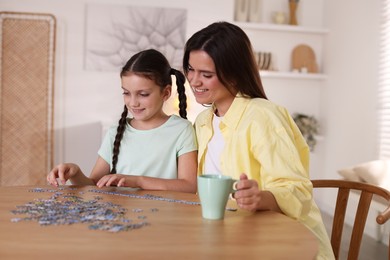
0 12 55 186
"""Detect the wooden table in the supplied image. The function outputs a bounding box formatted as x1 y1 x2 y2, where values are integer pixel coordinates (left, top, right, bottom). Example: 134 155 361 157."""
0 185 318 259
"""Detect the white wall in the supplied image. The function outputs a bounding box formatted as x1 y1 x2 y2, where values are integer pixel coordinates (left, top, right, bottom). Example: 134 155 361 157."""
318 0 384 242
1 0 328 172
1 0 235 172
0 0 378 189
2 0 386 240
322 0 380 182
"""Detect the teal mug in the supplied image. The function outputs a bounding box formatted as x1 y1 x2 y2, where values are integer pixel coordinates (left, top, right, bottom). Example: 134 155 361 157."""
197 174 238 220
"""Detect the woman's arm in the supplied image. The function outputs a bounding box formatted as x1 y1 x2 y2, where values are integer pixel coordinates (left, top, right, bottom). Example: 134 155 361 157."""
233 173 282 213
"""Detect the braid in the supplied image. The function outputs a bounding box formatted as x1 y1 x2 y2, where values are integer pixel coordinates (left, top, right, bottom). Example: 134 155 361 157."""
171 68 187 119
111 105 128 174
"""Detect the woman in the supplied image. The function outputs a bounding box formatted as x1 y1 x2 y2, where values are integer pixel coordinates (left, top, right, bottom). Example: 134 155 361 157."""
183 21 334 259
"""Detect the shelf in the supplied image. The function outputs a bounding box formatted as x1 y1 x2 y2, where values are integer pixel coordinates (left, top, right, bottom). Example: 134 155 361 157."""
260 71 327 80
234 22 329 35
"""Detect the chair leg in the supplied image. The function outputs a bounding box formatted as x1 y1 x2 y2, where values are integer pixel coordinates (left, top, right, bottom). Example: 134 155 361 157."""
376 210 384 242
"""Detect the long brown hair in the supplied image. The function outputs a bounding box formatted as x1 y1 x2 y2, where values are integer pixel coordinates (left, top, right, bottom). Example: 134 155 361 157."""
111 49 188 174
183 21 267 99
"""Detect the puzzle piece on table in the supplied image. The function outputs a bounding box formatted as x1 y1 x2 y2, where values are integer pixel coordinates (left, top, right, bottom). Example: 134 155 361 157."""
10 187 153 233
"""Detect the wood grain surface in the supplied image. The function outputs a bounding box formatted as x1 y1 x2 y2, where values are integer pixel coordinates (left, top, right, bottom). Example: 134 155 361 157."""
0 185 318 260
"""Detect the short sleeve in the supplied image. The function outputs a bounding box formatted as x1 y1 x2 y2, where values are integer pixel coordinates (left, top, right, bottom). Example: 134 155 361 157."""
176 122 198 157
97 126 116 166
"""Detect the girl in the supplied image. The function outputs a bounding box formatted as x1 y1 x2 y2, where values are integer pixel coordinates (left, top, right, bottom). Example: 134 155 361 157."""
183 22 334 258
47 49 197 193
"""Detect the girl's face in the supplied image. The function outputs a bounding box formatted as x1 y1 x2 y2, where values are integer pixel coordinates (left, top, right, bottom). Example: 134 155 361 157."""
121 74 171 128
187 50 236 116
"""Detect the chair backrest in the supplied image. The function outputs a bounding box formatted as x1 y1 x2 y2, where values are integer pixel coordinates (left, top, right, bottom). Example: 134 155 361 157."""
311 179 390 260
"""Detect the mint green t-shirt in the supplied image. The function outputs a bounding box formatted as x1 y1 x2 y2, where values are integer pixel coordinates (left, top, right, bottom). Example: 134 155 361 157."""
98 115 197 179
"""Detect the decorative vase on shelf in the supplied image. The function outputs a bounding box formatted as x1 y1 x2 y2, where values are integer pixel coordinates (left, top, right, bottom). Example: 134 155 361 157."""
234 0 250 22
248 0 262 23
273 12 286 24
288 0 299 25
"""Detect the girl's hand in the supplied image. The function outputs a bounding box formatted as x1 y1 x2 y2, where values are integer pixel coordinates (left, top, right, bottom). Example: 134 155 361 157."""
96 174 138 188
47 163 81 187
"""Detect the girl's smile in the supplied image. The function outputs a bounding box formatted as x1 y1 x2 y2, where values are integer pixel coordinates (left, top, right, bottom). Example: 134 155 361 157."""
121 74 171 130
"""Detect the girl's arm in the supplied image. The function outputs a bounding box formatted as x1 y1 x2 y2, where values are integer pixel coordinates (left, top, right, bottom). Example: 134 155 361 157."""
96 151 198 193
47 157 109 187
87 156 111 184
47 163 92 186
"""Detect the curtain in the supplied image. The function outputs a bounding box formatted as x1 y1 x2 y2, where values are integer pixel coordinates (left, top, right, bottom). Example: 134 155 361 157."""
378 0 390 159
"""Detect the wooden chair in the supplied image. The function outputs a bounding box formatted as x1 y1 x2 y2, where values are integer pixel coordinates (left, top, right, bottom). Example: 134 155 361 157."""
311 179 390 260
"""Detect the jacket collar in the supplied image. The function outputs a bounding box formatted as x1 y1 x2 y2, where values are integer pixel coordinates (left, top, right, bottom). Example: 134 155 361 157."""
221 94 251 130
197 94 252 129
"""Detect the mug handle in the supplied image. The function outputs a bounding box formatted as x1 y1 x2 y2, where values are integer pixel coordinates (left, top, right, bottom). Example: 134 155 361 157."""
230 179 239 199
232 180 239 192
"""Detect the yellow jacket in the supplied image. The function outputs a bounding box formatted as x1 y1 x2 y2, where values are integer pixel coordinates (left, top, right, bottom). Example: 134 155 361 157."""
194 96 334 260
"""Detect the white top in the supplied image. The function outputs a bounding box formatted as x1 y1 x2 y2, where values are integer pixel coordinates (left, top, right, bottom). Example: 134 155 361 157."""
204 114 224 175
98 115 197 179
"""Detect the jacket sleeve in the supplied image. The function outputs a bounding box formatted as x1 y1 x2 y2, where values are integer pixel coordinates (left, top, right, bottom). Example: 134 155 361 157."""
251 108 313 220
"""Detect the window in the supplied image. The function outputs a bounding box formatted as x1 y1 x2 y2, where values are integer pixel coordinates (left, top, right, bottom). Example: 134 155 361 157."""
378 0 390 159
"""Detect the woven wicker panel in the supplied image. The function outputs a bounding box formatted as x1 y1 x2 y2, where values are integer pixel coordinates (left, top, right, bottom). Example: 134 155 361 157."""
0 12 56 186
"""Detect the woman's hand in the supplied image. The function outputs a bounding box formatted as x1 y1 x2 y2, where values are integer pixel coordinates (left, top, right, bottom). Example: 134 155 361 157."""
233 173 262 211
47 163 81 187
234 173 282 213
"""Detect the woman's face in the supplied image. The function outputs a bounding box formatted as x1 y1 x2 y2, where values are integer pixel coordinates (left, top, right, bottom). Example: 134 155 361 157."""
187 50 235 116
121 74 170 125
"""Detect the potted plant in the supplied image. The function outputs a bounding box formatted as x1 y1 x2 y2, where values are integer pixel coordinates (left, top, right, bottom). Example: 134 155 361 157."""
293 113 319 151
